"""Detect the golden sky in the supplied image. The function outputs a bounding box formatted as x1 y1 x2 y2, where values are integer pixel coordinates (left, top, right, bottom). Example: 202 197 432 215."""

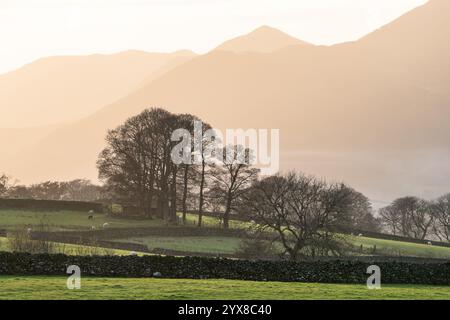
0 0 427 74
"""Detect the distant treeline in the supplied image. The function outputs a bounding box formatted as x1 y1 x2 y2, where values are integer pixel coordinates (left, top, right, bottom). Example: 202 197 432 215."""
0 177 106 202
379 194 450 243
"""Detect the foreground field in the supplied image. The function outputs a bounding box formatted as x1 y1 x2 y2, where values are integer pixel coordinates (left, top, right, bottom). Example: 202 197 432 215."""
0 276 448 300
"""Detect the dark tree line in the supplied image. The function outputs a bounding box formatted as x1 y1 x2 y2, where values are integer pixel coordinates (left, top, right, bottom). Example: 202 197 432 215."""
0 177 104 202
97 108 259 228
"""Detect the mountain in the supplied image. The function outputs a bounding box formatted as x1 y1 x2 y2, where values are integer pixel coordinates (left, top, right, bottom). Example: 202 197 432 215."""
215 26 311 53
0 50 196 128
4 0 450 203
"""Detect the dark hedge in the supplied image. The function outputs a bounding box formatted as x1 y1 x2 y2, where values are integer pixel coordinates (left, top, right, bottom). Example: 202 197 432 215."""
0 252 448 285
0 198 105 213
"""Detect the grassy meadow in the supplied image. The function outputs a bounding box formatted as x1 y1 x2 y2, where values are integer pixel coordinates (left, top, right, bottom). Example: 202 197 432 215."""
0 209 165 231
0 276 448 300
1 208 450 259
351 236 450 259
115 236 243 255
0 208 449 300
0 237 147 256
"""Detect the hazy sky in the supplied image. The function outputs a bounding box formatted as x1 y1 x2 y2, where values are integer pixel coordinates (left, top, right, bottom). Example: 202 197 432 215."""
0 0 427 74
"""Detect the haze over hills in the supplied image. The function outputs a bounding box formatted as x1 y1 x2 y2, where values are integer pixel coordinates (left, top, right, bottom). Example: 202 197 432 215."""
2 0 449 205
0 50 196 128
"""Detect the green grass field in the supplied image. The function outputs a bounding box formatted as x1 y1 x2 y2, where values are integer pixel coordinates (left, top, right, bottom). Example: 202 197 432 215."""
115 236 243 255
350 236 450 259
0 210 245 231
0 209 165 231
1 208 450 259
0 276 448 300
0 237 146 256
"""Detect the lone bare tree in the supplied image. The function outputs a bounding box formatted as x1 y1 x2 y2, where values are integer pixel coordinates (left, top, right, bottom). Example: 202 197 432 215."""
210 145 259 229
243 172 354 261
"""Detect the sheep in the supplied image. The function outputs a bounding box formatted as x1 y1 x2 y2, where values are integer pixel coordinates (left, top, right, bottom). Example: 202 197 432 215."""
427 241 433 246
91 226 96 230
129 251 138 256
102 222 110 229
27 228 32 234
358 233 363 237
88 210 94 214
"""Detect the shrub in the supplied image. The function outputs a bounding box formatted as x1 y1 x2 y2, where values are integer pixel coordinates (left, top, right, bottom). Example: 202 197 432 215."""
236 238 279 260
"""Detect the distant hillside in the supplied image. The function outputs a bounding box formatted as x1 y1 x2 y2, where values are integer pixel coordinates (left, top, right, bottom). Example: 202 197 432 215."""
0 50 196 128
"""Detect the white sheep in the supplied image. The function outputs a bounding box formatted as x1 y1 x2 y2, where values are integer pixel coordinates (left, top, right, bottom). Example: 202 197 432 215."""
91 226 96 230
27 228 32 234
427 241 433 246
88 210 94 214
358 233 363 237
102 222 110 229
129 251 138 256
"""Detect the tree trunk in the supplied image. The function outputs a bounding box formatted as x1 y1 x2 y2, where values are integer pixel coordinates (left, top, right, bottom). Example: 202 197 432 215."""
182 165 189 225
169 170 178 224
198 160 206 227
223 192 232 229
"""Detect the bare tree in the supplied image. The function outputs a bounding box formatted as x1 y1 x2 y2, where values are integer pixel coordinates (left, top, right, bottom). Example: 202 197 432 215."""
243 172 354 261
430 194 450 242
210 145 259 229
379 205 402 235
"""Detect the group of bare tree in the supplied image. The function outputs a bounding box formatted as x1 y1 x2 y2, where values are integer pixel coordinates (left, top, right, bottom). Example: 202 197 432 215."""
98 108 188 222
379 194 450 241
97 108 259 228
0 177 104 202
